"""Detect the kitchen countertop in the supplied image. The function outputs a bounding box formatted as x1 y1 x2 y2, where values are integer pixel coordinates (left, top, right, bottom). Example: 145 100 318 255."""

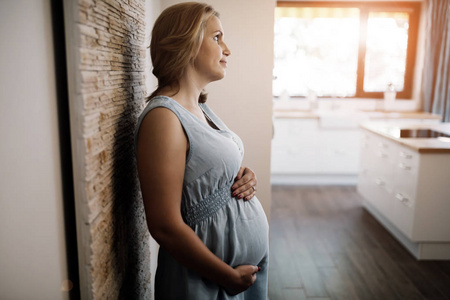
273 110 319 119
359 110 442 120
273 109 442 120
361 122 450 153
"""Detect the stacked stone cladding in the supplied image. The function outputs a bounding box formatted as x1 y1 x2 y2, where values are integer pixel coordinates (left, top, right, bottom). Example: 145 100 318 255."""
71 0 150 298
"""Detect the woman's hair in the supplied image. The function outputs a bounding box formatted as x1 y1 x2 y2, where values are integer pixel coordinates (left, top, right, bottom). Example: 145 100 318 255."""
148 2 219 103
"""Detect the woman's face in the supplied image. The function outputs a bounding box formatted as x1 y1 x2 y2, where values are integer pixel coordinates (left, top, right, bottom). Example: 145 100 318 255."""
194 16 231 83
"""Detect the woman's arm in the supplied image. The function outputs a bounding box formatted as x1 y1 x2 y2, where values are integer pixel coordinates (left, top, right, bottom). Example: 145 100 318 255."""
136 108 259 295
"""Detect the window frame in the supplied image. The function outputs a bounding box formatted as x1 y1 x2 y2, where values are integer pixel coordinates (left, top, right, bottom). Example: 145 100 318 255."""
276 1 421 99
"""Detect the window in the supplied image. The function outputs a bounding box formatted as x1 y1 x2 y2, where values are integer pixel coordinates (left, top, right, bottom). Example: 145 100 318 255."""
273 1 421 99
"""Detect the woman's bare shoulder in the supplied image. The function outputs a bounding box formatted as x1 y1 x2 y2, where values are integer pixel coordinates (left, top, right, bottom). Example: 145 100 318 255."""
137 107 187 153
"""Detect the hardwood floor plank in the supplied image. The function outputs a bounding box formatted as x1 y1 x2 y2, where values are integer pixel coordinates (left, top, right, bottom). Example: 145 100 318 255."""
268 267 284 300
269 185 450 300
396 261 449 300
283 288 308 300
418 262 450 299
299 266 330 298
318 266 359 300
305 238 335 268
435 261 450 277
345 245 403 299
331 253 378 300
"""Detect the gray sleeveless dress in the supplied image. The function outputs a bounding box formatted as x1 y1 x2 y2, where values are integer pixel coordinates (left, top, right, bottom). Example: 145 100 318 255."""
135 96 269 299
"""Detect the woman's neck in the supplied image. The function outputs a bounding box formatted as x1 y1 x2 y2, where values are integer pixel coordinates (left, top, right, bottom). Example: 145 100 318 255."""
161 67 207 108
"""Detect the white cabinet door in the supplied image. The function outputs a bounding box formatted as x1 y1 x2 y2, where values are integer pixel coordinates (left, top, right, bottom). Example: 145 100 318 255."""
272 118 361 175
358 132 373 196
316 129 360 174
288 119 317 173
361 132 396 219
271 119 317 174
359 129 437 240
390 145 419 238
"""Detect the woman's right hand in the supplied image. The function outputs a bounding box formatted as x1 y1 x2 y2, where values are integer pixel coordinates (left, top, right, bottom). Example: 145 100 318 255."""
223 265 261 295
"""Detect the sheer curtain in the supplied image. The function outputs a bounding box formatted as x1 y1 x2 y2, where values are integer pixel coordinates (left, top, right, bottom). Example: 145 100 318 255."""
421 0 450 122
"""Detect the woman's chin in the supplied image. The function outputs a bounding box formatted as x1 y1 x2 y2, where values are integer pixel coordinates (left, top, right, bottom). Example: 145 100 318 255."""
209 73 226 83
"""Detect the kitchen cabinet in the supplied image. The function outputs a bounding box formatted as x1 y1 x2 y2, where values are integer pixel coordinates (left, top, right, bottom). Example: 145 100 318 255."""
271 118 318 174
271 117 360 184
271 111 440 185
358 125 450 260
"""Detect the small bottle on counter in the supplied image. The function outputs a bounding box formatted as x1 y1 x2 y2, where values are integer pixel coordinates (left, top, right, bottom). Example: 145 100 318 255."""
384 83 396 111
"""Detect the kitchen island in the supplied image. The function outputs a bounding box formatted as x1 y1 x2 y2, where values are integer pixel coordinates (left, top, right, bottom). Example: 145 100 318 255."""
358 122 450 260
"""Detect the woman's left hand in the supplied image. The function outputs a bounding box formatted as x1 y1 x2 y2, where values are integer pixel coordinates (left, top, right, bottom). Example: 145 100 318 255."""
231 167 257 201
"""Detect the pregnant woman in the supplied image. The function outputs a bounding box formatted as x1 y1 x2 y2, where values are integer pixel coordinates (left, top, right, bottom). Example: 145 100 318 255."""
135 2 269 299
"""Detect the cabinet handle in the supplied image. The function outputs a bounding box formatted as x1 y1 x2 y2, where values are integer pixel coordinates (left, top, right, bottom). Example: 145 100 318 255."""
395 193 404 201
395 193 411 206
399 151 413 159
398 163 411 170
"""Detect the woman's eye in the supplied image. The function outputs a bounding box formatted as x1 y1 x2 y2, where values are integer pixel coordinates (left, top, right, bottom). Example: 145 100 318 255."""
213 35 220 42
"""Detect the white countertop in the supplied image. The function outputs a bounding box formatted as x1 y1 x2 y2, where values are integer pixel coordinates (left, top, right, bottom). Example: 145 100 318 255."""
273 109 442 120
361 122 450 153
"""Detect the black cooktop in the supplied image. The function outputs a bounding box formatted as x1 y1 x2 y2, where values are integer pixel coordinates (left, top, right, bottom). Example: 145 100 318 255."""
399 129 450 138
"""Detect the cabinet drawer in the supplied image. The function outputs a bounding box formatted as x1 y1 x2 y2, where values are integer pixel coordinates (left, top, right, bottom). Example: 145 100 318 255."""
357 168 372 199
372 174 395 220
392 191 415 238
271 146 317 174
396 146 419 169
392 154 418 205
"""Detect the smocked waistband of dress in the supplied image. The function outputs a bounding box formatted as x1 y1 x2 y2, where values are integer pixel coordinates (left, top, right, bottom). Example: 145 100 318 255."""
182 184 233 226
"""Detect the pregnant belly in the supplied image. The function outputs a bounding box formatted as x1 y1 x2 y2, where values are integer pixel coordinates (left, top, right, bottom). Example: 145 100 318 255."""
194 196 269 267
230 197 269 266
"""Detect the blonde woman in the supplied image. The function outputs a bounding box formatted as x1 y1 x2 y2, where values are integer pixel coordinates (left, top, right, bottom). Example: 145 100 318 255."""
135 2 269 299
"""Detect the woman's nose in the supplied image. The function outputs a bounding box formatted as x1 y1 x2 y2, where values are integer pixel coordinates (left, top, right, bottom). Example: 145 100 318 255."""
223 43 231 56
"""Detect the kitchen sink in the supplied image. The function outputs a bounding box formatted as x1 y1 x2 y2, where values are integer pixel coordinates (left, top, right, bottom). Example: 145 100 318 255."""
398 129 450 138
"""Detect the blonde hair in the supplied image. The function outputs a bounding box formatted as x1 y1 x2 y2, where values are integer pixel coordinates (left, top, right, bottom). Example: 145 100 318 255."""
148 2 219 103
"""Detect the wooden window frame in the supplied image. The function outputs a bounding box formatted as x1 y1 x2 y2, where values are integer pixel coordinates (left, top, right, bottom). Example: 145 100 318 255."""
276 1 421 99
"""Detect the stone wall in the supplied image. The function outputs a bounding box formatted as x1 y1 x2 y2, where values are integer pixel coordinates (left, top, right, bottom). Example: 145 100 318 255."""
64 0 150 298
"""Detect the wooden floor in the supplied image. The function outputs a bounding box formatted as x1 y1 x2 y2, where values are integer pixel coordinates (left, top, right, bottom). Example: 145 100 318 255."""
268 185 450 300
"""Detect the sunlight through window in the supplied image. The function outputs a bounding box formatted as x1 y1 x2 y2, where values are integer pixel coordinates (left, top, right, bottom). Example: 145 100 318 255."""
364 12 410 92
274 7 359 97
273 2 420 99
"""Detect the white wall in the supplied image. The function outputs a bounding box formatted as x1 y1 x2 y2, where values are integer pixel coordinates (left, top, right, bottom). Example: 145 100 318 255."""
146 0 162 95
159 0 276 218
0 1 69 299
